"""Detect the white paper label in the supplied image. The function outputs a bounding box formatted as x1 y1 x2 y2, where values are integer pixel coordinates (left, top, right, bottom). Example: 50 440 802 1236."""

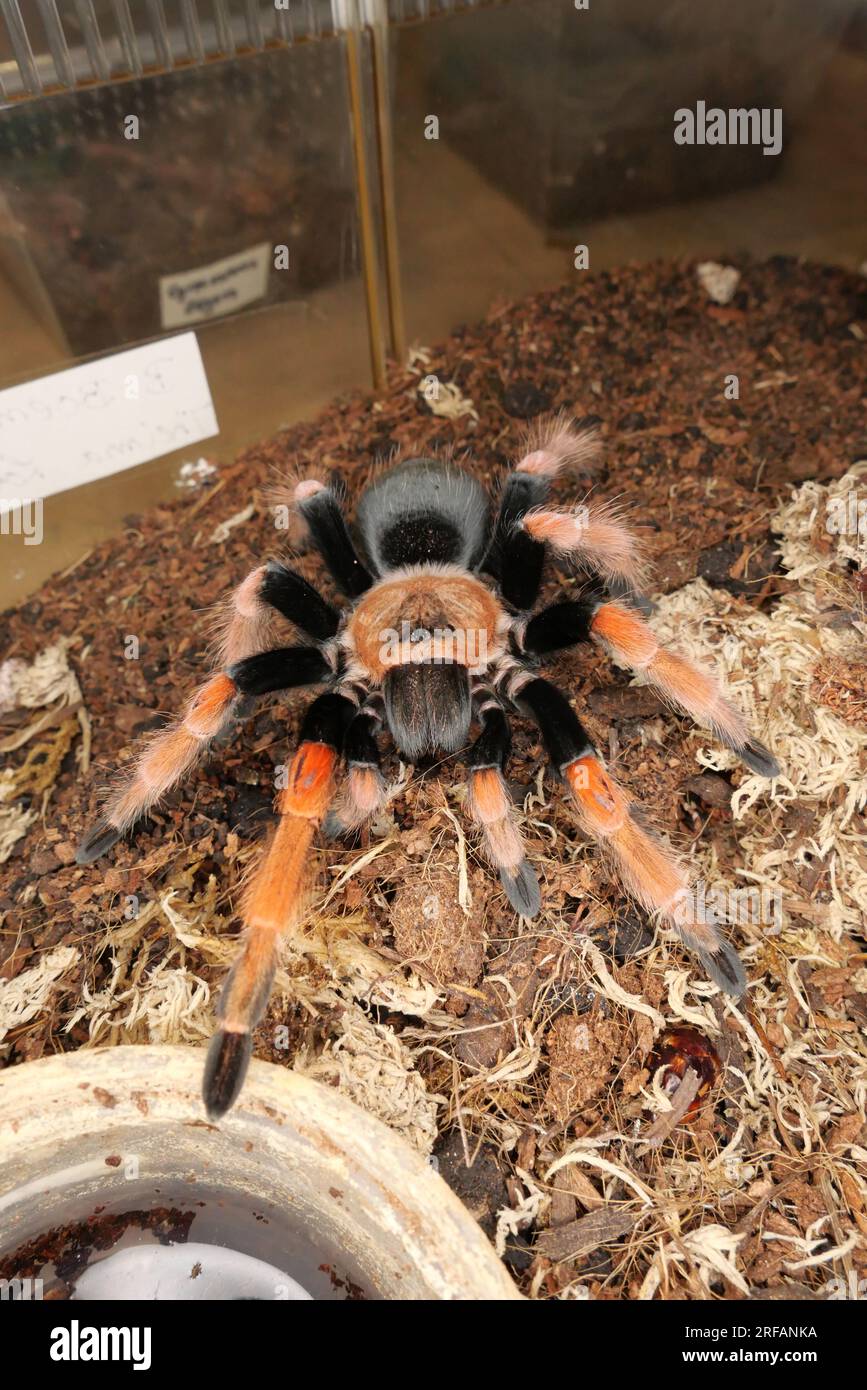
159 242 271 329
0 332 218 510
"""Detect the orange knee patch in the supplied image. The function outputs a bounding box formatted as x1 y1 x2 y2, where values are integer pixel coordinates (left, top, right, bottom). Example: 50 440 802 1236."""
184 673 238 737
280 741 337 818
565 756 628 835
591 603 658 667
468 767 511 825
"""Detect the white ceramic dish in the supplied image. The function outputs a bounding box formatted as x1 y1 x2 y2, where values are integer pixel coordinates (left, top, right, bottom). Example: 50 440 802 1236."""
0 1045 521 1301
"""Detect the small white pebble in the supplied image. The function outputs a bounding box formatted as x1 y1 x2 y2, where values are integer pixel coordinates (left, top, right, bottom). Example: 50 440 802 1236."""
175 457 218 490
696 261 741 305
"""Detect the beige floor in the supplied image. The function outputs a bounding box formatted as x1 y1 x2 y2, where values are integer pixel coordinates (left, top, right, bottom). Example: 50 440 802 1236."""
1 48 866 610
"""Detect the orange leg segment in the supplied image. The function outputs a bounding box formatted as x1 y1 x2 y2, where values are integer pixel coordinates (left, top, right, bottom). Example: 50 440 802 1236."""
203 738 340 1118
202 688 357 1119
564 754 746 995
589 602 779 778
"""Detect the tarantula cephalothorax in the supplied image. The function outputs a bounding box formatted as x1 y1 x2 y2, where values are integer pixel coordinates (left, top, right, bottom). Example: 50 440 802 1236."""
76 419 779 1117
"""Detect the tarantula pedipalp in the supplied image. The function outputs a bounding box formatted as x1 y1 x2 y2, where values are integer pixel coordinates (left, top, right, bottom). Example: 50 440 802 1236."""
76 419 779 1118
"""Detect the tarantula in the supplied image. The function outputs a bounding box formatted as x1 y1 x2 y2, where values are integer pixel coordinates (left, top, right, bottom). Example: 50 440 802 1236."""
76 419 779 1118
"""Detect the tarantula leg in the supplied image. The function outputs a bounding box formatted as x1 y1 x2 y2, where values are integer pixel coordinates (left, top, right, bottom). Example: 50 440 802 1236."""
294 479 373 598
606 575 655 618
258 561 341 640
516 594 778 779
75 818 127 865
589 601 779 777
515 675 747 996
323 701 387 837
563 754 746 995
482 416 601 611
75 647 333 864
466 699 541 916
76 671 240 864
215 562 341 666
520 499 648 590
203 692 355 1118
518 596 597 656
214 565 278 666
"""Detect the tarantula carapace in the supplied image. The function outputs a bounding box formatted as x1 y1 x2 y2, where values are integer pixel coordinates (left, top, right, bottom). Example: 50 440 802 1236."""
77 419 779 1118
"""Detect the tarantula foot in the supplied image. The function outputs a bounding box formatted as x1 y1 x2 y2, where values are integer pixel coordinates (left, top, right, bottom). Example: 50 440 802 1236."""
694 939 748 997
500 860 542 918
75 818 122 865
736 737 780 780
203 1029 253 1120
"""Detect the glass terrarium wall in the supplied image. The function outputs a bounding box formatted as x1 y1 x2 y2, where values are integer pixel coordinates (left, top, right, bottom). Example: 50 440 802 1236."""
3 0 866 607
0 2 385 607
388 0 867 346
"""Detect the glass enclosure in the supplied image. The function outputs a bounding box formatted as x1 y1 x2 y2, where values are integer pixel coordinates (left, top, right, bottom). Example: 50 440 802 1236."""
390 0 867 342
2 0 866 603
0 2 380 603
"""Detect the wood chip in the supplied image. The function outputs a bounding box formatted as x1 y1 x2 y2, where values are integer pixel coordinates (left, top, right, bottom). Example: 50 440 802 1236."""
535 1208 638 1262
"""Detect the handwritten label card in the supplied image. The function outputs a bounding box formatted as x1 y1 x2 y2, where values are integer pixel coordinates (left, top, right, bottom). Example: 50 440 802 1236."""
0 333 218 511
159 243 271 329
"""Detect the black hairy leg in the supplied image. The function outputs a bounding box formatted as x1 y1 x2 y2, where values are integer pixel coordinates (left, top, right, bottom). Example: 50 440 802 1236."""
294 479 373 597
258 560 341 641
519 596 598 656
482 417 601 611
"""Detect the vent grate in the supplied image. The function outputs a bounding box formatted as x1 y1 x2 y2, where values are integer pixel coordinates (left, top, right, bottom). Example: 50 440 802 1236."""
0 1 344 100
1 2 496 101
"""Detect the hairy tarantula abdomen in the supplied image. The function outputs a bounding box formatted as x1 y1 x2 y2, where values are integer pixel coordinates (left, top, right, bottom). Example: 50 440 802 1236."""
76 417 780 1118
356 457 490 571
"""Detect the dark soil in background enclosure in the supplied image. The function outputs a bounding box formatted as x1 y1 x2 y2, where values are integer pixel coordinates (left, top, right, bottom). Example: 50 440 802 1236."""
1 257 865 1300
0 46 358 356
